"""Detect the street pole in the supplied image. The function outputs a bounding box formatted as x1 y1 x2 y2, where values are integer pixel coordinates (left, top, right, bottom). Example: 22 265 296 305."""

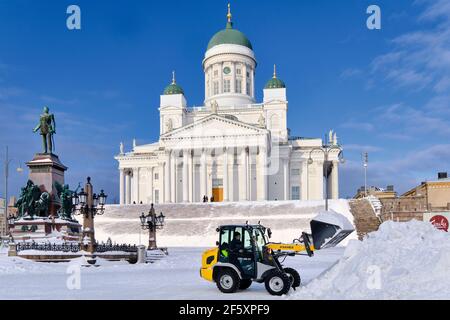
308 144 344 213
149 211 157 249
324 151 329 212
363 152 368 197
4 146 10 237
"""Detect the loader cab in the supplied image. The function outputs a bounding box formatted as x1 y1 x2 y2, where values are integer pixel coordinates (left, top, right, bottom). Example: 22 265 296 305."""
217 225 263 278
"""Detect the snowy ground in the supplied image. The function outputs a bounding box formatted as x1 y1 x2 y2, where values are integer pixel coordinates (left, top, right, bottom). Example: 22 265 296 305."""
0 246 344 300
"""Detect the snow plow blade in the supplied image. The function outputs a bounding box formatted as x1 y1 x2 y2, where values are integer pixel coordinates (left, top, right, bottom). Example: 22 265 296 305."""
310 210 355 250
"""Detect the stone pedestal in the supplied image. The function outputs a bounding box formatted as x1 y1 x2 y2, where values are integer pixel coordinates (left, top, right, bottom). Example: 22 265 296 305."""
10 217 82 242
26 153 67 216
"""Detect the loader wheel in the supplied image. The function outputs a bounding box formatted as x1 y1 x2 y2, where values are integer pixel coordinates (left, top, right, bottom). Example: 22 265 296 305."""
216 269 240 294
264 270 291 296
239 279 252 290
284 267 301 289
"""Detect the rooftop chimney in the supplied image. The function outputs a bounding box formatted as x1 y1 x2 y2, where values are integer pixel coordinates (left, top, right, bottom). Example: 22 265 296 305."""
438 172 448 180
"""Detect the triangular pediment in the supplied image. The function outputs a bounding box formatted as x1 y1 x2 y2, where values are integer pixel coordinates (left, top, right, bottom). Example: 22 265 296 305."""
161 114 266 140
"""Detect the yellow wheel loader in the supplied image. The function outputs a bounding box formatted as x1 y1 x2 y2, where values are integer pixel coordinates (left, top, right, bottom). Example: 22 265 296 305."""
200 211 354 296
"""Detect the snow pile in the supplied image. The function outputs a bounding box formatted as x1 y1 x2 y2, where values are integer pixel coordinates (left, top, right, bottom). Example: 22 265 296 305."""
292 220 450 300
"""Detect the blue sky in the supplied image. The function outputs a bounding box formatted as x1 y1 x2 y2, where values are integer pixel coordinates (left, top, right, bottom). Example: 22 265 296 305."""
0 0 449 202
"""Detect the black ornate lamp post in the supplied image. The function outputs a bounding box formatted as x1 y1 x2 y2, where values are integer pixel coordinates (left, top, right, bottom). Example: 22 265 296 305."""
139 204 165 250
71 177 107 254
308 145 345 211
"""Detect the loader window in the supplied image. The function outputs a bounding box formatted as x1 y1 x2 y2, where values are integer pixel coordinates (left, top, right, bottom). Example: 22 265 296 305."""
253 229 266 261
219 229 231 261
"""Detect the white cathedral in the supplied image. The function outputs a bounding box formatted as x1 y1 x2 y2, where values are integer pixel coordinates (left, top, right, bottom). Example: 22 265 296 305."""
115 5 343 205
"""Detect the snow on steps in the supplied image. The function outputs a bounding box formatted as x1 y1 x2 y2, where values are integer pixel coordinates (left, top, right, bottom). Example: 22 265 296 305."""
95 200 356 247
348 198 381 240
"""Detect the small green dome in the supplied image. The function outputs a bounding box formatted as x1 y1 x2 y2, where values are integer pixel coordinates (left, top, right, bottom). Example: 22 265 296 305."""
265 65 286 89
207 21 253 51
163 72 184 95
265 77 285 89
163 83 184 95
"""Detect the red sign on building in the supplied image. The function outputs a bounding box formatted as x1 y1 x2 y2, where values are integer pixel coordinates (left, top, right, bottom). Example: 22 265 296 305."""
430 215 449 232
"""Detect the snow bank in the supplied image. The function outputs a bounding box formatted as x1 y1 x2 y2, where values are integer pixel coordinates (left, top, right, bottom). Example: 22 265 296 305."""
292 220 450 300
95 200 356 247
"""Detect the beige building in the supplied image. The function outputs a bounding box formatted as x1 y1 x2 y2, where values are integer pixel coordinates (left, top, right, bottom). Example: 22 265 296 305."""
402 172 450 210
354 185 397 200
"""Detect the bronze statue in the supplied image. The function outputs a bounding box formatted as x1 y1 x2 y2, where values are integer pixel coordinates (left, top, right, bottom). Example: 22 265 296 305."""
55 181 77 220
33 106 56 154
15 180 48 218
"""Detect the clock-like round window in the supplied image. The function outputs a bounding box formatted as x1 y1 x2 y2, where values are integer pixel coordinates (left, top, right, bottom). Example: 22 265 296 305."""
223 67 231 75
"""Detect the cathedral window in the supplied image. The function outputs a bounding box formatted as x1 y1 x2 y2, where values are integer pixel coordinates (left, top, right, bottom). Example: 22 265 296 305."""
154 173 159 180
236 68 241 75
246 81 251 95
214 70 218 77
154 190 159 204
213 81 219 95
291 186 300 200
223 79 231 93
235 79 242 93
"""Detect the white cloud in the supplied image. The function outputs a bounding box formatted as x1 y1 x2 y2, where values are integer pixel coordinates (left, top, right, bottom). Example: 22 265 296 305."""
344 144 383 153
340 120 374 132
370 1 450 91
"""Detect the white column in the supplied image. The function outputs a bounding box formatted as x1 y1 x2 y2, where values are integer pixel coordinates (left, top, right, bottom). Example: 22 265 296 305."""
133 168 140 204
189 151 194 202
284 160 290 201
231 62 236 93
220 62 224 93
164 153 171 203
240 147 248 201
331 161 339 199
183 150 189 202
149 167 154 203
119 169 125 205
223 148 229 202
247 149 252 201
243 64 248 96
258 147 268 201
250 67 254 98
125 171 131 205
171 151 177 203
200 149 207 200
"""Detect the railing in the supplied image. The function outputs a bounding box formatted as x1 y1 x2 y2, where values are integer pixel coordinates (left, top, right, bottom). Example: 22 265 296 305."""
95 243 138 253
17 242 81 253
16 241 138 253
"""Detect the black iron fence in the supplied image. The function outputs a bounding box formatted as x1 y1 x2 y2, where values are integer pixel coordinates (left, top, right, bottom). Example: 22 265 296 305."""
95 243 137 253
16 242 81 253
15 241 138 253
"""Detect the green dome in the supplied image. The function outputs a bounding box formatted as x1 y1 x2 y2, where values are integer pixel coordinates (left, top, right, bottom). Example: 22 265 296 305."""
265 65 286 89
163 72 184 95
163 83 184 95
265 77 285 89
207 22 253 51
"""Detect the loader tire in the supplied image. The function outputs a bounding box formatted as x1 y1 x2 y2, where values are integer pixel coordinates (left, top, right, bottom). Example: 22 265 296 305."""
284 267 301 288
264 270 291 296
216 269 240 294
239 279 252 290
